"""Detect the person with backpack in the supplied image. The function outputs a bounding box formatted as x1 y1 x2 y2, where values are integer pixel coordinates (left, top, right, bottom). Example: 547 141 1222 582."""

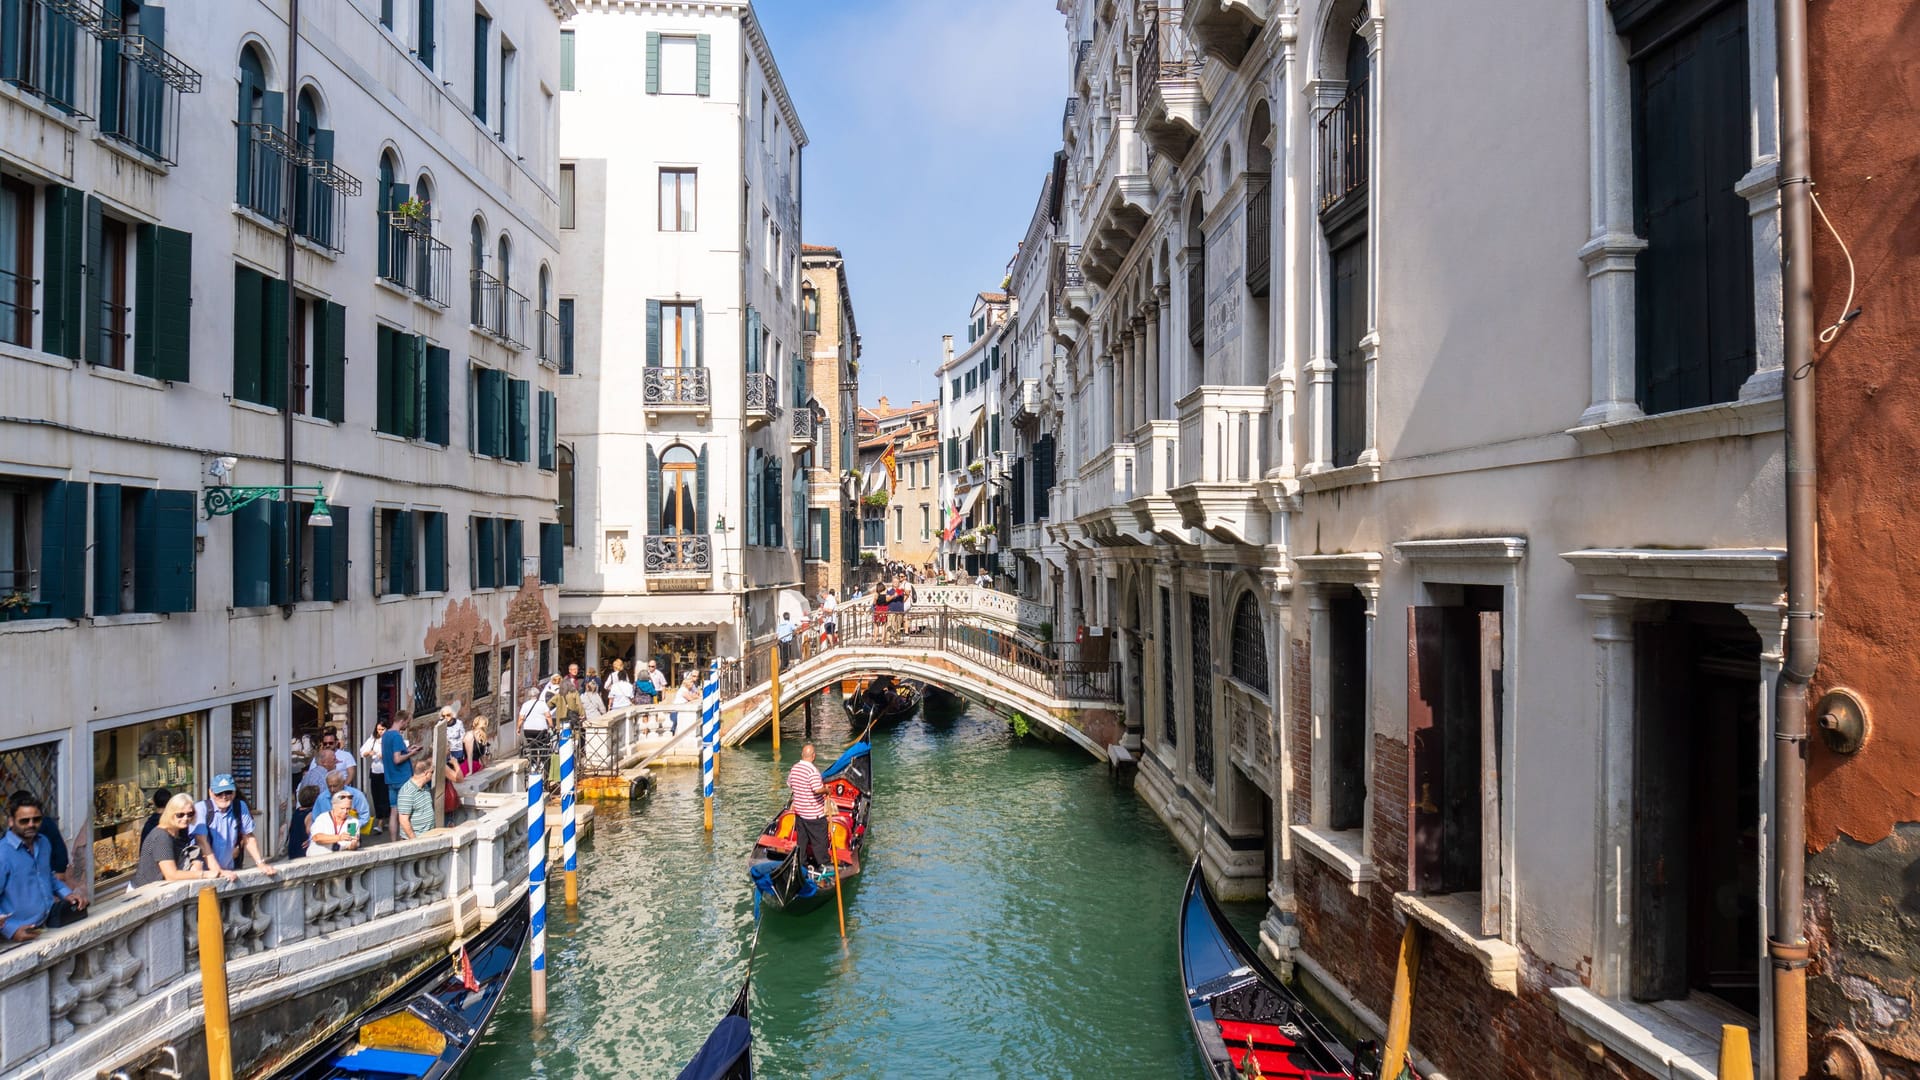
191 774 278 877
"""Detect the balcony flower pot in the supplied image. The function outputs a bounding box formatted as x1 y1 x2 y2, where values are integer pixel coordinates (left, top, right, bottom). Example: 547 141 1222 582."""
0 592 29 621
862 491 890 509
967 461 985 475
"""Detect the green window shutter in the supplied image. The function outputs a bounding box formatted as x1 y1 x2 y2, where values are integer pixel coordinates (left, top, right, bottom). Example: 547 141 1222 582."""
144 489 196 613
480 517 499 588
646 446 661 536
694 301 704 367
745 307 759 373
425 345 451 445
645 32 660 94
423 511 447 593
477 367 504 456
539 522 561 585
560 30 575 90
418 0 435 67
37 481 86 618
43 186 84 359
329 505 349 601
645 299 661 367
262 274 289 409
232 266 263 404
82 196 103 365
396 334 421 439
375 326 396 434
310 507 333 602
695 34 711 96
92 484 121 616
134 226 192 382
745 448 760 545
472 13 489 122
99 26 121 135
268 500 291 606
695 446 709 533
397 508 417 595
319 301 346 422
537 390 554 470
503 520 523 583
231 498 271 608
508 378 530 462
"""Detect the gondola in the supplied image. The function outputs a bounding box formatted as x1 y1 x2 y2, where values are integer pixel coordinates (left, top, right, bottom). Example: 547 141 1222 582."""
270 895 530 1079
675 975 753 1079
919 684 967 723
746 740 873 914
1179 859 1412 1080
845 675 919 728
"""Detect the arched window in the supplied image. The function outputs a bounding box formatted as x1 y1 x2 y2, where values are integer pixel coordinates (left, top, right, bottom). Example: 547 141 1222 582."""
1230 591 1269 694
557 445 576 546
496 234 512 292
1185 198 1206 378
237 46 275 213
801 285 820 333
469 215 486 325
378 150 406 281
293 88 332 247
647 443 707 540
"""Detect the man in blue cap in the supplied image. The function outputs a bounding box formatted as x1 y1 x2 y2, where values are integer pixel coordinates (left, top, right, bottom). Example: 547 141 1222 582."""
192 774 278 877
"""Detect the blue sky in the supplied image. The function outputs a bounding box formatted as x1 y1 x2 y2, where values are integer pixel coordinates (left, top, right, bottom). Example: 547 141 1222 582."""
754 1 1066 410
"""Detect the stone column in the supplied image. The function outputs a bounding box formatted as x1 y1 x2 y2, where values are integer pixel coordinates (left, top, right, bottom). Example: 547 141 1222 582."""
1578 593 1642 998
1577 1 1647 427
1738 599 1786 1078
1355 581 1380 854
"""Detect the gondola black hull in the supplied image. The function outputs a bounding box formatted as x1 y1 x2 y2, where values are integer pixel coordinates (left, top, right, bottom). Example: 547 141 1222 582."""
269 894 530 1080
676 977 752 1080
1178 859 1407 1080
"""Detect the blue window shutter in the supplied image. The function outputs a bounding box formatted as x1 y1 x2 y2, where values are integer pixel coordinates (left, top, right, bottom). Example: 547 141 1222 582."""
92 484 121 616
645 299 661 367
695 35 710 96
146 489 196 613
423 511 446 593
82 196 103 365
503 520 523 583
328 505 349 601
508 378 530 463
559 30 575 90
426 345 451 445
646 446 662 536
695 446 709 534
38 481 86 618
231 498 270 608
645 32 660 94
42 187 84 359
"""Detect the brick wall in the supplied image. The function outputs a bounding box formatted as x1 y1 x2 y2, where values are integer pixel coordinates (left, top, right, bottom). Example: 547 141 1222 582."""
420 580 554 746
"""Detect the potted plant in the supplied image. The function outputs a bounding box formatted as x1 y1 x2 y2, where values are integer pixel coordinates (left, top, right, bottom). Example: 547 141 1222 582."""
0 591 28 621
967 460 985 475
862 490 890 509
979 524 997 536
861 551 879 564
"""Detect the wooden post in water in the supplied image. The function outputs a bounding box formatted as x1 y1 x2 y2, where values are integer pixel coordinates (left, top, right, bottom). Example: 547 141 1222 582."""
1381 919 1420 1080
770 642 782 757
830 828 847 939
197 887 235 1080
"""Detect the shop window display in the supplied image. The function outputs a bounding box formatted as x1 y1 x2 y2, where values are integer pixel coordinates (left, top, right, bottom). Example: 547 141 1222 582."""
652 631 716 688
292 683 359 782
94 714 202 884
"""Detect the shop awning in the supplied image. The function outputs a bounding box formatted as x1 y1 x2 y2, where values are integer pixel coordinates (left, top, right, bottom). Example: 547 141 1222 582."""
959 485 984 517
559 592 735 628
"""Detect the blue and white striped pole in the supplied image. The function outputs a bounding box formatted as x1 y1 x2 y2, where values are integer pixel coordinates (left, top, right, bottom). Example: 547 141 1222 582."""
526 767 548 1021
700 660 720 832
559 725 578 908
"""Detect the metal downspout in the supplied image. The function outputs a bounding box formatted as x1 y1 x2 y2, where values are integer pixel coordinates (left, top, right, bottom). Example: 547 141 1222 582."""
281 0 301 618
1772 0 1815 1074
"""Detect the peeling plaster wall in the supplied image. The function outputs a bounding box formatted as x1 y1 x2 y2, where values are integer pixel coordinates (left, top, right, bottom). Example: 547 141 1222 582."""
1807 1 1920 1071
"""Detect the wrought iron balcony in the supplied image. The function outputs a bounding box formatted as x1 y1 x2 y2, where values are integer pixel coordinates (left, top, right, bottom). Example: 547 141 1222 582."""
100 28 202 165
1317 76 1369 214
790 406 816 447
643 534 712 588
470 269 530 348
537 310 562 369
642 366 710 412
743 371 777 425
1073 39 1092 85
237 123 359 252
0 0 113 120
381 213 452 306
1062 96 1079 142
1246 172 1271 298
1137 13 1207 163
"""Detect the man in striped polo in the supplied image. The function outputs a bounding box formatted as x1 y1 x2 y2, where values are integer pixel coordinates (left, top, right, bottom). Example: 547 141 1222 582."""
786 744 832 878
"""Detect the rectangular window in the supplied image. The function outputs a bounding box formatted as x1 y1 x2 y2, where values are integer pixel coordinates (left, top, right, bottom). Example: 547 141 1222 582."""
471 9 490 122
0 177 32 347
893 505 904 543
375 326 427 438
559 163 576 229
920 505 930 541
559 29 575 90
497 37 516 142
659 168 696 231
472 648 491 700
420 509 447 593
557 298 575 374
1329 236 1367 468
91 213 129 369
232 264 288 409
1190 594 1214 785
539 521 563 584
90 484 195 615
658 34 697 95
660 301 699 367
415 0 436 68
1325 588 1368 831
1407 587 1505 935
374 506 416 597
413 660 439 714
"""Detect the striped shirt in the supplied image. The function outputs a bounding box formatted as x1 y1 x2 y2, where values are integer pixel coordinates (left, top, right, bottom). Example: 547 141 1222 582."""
787 760 826 819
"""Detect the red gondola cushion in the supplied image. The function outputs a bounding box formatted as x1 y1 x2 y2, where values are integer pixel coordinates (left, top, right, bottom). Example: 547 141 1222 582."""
1217 1020 1298 1049
1223 1044 1347 1079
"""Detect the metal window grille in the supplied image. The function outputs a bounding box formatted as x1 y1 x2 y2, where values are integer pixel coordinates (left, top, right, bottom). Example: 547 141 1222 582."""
0 742 58 809
1161 586 1176 749
412 661 439 715
1230 593 1269 694
472 650 491 700
1190 593 1214 784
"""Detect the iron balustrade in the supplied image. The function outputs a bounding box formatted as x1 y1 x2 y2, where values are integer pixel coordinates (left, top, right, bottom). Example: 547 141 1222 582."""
238 124 291 221
470 269 530 347
100 30 199 163
1073 39 1092 82
537 309 562 368
1317 76 1369 213
0 266 33 347
238 123 356 251
1187 256 1206 348
1062 96 1079 137
383 214 452 307
0 0 101 118
642 534 712 576
1246 172 1271 297
744 371 777 418
641 366 710 408
790 407 815 443
1138 12 1202 108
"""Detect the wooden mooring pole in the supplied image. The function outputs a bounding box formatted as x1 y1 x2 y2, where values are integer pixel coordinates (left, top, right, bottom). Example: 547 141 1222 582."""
197 887 235 1080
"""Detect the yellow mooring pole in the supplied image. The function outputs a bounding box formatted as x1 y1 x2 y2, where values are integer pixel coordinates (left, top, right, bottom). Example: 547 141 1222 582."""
1381 920 1421 1080
770 642 783 758
198 886 235 1080
1718 1025 1754 1080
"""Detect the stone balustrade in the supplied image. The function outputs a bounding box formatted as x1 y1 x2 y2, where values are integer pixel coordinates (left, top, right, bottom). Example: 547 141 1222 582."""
0 793 530 1079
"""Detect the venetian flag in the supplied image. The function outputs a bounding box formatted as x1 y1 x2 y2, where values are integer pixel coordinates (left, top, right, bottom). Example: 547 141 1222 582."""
459 945 480 993
880 442 899 493
942 496 964 542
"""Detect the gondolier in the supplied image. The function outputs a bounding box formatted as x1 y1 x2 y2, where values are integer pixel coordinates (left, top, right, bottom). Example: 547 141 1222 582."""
786 745 832 876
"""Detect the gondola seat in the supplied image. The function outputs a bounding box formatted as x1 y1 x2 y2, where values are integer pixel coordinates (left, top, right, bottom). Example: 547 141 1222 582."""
1223 1044 1349 1079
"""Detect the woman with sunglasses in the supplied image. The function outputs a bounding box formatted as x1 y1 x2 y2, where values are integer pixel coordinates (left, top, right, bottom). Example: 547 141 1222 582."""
309 790 365 855
134 793 235 887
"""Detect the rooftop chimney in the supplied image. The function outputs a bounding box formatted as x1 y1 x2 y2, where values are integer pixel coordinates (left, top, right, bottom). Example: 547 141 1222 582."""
942 335 954 365
876 395 890 412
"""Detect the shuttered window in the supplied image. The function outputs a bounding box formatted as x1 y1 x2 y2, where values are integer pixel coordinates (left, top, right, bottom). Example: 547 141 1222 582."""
233 265 288 408
507 377 530 463
377 327 430 438
89 485 191 616
537 389 556 471
309 300 346 422
471 365 505 456
502 519 523 584
470 515 496 589
231 498 273 608
421 510 447 593
425 345 451 445
539 521 563 584
132 224 192 382
472 10 489 122
559 30 575 91
307 503 349 603
43 186 84 359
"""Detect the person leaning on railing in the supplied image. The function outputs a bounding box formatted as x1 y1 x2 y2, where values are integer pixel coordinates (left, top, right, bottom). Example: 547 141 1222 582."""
135 793 236 888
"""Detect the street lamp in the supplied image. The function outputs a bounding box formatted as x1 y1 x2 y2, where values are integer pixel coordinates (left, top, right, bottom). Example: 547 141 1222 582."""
203 484 334 526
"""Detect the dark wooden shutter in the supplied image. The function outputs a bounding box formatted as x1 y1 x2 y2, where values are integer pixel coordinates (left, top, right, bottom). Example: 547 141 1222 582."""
503 520 523 584
268 500 291 606
1330 236 1367 468
397 333 422 439
540 522 562 585
81 196 103 365
375 326 396 434
397 509 417 595
477 368 504 456
508 378 530 462
145 489 195 613
646 446 662 536
475 516 497 589
262 273 289 409
695 446 709 533
92 484 121 616
133 7 164 152
417 0 434 67
310 506 334 602
231 498 271 608
645 32 660 94
1407 606 1446 892
1632 621 1690 1001
537 390 555 470
1478 610 1504 937
425 345 451 445
328 505 349 601
472 13 489 122
695 34 711 96
43 186 84 359
37 481 86 618
134 225 192 382
318 301 346 422
645 299 661 366
422 511 446 593
233 265 263 404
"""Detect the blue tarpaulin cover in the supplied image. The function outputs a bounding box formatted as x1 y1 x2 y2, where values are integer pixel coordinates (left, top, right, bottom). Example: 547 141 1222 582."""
822 741 870 779
674 1015 751 1080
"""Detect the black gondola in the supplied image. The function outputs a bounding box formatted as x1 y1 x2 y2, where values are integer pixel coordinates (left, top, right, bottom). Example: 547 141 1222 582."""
846 675 919 727
746 740 873 914
1179 859 1412 1080
270 895 530 1080
675 977 753 1080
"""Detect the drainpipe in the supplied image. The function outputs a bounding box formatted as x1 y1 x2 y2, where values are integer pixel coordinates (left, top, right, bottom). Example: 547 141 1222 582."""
280 0 301 618
1772 0 1814 1074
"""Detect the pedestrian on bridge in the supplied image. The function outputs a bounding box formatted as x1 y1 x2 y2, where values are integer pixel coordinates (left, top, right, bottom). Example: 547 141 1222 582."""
819 590 840 650
777 611 799 665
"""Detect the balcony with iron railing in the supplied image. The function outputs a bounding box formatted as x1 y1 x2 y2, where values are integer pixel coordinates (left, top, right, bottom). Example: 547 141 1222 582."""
0 0 110 120
1137 12 1207 163
1246 172 1271 297
790 406 816 448
1073 39 1093 87
1183 0 1269 68
469 269 529 348
1062 96 1080 143
537 309 562 369
381 213 453 307
743 371 778 426
642 366 710 414
643 534 713 590
1317 76 1369 215
237 124 359 253
100 28 200 165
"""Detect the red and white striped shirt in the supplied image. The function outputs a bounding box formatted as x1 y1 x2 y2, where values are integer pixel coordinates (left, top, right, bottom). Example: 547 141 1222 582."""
787 760 826 819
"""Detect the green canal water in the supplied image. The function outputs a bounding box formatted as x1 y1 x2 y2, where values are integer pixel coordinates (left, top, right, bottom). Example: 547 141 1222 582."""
466 702 1261 1078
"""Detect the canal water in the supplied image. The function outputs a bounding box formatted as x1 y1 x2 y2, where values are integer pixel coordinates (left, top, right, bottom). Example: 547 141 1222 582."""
466 701 1260 1078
